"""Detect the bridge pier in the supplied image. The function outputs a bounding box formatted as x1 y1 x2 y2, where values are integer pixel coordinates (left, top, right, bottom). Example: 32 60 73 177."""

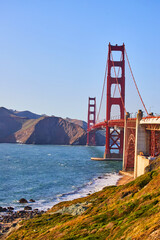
123 110 154 178
122 112 130 170
134 110 150 178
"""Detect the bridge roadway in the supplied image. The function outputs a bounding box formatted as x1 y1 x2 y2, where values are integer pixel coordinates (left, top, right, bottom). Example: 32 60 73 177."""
88 116 160 132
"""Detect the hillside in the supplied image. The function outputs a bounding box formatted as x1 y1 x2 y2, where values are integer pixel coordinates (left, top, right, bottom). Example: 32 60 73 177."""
66 117 106 145
0 107 87 145
18 116 86 145
6 157 160 240
10 110 42 119
0 107 28 142
0 107 105 145
66 118 87 131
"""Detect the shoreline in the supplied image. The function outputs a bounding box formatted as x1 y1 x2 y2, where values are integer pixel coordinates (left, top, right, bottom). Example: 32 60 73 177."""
0 172 133 239
116 173 134 186
0 172 121 213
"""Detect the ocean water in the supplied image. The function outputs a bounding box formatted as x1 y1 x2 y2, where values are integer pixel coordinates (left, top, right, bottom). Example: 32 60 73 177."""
0 144 122 211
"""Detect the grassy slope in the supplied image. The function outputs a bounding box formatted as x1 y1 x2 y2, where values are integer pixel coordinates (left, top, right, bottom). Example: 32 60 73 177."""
7 159 160 240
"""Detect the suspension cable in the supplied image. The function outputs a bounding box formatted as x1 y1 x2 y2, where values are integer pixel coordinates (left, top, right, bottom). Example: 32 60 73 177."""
125 48 149 116
96 54 108 122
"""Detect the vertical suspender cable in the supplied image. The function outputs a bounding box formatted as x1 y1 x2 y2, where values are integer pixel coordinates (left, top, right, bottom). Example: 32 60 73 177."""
125 48 149 116
96 55 108 122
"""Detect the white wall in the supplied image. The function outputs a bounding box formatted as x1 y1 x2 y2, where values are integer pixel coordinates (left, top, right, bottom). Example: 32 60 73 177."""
136 155 151 177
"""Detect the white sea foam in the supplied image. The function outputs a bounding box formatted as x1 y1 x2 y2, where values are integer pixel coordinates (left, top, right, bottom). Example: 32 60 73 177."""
5 174 122 212
27 172 122 211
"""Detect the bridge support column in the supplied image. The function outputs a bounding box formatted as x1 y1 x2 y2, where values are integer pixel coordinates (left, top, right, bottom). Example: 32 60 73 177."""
134 110 149 178
122 112 130 170
105 43 125 158
87 97 96 146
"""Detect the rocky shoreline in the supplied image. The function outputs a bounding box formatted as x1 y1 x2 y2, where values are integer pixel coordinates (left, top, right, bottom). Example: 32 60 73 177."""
0 201 46 239
0 175 133 239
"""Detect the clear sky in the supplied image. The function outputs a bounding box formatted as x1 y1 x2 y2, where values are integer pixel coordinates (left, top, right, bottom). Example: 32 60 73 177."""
0 0 160 121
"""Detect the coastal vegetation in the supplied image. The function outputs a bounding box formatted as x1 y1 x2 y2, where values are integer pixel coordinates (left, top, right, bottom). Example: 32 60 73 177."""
6 157 160 239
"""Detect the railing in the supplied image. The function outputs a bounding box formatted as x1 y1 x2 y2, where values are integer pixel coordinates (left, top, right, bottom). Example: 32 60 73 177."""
96 119 106 124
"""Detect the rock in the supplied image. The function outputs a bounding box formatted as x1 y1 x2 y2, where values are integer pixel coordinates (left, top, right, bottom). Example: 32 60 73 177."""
33 209 38 212
12 223 17 227
29 199 35 202
55 202 88 216
17 210 26 217
0 207 7 212
4 227 9 231
8 207 14 211
24 206 32 211
2 226 9 233
19 198 28 203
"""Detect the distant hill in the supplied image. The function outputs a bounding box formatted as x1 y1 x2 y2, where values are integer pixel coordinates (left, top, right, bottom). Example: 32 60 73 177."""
66 117 106 146
66 118 87 131
15 116 86 145
0 107 105 145
0 107 86 145
10 110 42 119
0 107 27 142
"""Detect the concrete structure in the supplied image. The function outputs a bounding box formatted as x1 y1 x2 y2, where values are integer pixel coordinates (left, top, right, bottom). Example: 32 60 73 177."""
123 110 160 178
136 155 152 177
134 110 150 178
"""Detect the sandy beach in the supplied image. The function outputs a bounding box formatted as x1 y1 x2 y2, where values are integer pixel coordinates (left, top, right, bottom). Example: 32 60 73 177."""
116 173 134 186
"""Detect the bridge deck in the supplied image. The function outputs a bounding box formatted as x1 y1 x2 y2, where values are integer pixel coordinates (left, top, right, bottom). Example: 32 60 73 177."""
91 157 122 161
88 116 160 133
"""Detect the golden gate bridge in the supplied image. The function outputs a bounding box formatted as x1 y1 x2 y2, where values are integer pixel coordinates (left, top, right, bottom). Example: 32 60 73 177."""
87 43 160 173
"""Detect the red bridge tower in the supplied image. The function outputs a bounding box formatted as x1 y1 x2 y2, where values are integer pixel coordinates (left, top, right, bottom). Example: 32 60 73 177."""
87 97 96 146
105 43 125 158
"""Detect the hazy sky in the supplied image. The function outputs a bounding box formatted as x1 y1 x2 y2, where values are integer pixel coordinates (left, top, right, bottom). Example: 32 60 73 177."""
0 0 160 121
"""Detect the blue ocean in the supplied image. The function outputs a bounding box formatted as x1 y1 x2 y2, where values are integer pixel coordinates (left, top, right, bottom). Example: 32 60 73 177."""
0 144 122 211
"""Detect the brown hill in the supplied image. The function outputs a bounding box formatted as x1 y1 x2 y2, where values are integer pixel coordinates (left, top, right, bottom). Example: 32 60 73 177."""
66 117 87 130
0 107 28 142
0 107 86 145
16 116 86 145
66 117 106 145
10 109 42 119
